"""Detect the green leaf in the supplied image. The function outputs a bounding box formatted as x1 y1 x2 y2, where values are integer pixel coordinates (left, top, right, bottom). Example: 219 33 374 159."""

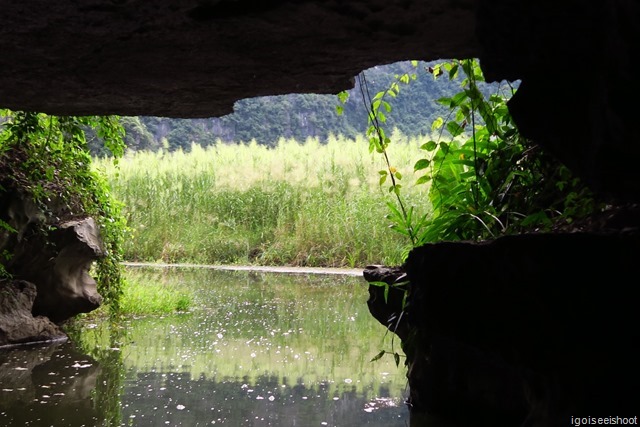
335 105 344 116
385 201 404 221
446 121 464 137
368 281 389 288
420 140 438 151
436 97 451 107
450 91 468 107
452 159 476 167
337 90 349 103
379 174 387 186
389 224 411 237
370 350 386 363
415 175 431 185
414 159 430 171
449 63 459 79
431 117 444 131
439 142 450 154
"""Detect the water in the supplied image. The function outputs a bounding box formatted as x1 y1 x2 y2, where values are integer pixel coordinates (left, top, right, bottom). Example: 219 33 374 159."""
0 267 410 426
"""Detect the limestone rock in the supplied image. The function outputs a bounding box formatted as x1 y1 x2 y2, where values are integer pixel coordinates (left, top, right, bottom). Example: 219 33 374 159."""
1 193 105 323
363 265 409 341
0 280 67 347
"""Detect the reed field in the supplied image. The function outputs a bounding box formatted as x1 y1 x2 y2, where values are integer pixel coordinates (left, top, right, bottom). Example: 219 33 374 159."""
93 131 434 268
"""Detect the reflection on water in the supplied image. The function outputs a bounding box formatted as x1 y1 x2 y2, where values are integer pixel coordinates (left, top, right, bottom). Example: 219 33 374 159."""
0 341 103 426
1 268 409 426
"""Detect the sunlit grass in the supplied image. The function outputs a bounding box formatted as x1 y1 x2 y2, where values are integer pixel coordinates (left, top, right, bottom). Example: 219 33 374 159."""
119 270 192 315
94 131 434 267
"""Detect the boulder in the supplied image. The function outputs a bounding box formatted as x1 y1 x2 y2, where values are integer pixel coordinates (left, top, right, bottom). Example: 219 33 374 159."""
1 193 104 323
0 280 67 347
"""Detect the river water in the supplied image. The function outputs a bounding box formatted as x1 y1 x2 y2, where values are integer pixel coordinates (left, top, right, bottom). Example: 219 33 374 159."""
0 267 409 426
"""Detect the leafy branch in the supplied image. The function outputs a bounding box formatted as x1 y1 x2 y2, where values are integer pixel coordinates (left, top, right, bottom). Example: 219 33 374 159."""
338 62 431 252
337 58 599 365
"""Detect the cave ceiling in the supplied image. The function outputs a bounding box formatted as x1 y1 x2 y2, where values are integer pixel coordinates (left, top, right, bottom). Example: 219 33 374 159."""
2 1 639 202
0 0 479 118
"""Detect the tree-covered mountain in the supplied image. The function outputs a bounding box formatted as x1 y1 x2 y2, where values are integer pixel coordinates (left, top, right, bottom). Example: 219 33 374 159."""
89 60 509 155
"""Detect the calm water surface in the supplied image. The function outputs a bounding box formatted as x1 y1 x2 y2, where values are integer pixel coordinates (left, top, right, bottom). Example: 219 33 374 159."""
0 267 409 426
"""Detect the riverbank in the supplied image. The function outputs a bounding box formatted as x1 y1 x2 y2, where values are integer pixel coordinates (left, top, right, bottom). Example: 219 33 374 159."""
122 261 364 277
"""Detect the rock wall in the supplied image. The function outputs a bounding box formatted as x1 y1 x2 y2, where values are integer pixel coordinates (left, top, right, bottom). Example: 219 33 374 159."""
0 0 479 118
1 192 104 332
367 231 640 425
477 0 640 203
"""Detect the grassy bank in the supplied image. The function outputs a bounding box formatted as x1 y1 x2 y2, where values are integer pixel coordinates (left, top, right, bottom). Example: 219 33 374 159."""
94 132 433 267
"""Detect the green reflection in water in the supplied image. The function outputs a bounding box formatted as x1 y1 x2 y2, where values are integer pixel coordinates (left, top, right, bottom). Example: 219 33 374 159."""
4 267 410 426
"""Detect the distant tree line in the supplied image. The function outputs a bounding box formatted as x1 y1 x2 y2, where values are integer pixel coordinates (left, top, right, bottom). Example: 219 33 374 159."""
88 60 504 155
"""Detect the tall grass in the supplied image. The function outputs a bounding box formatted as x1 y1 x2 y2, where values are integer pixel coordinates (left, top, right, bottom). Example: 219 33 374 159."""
119 269 192 315
94 132 433 267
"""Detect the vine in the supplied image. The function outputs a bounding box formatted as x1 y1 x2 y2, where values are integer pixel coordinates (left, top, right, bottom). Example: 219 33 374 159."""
339 58 598 248
0 110 127 318
337 58 599 365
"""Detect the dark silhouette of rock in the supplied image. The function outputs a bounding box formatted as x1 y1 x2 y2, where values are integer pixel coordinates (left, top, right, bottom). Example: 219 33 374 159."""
1 1 639 202
365 232 640 426
363 265 409 341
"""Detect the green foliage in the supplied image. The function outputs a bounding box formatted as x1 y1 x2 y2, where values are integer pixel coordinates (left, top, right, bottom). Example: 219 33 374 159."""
0 110 128 317
368 279 409 368
417 59 598 241
349 59 599 366
349 59 599 249
339 63 431 258
119 271 192 315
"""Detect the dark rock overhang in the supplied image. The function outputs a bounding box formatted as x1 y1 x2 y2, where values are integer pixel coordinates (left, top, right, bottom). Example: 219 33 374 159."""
1 1 639 201
0 0 479 118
